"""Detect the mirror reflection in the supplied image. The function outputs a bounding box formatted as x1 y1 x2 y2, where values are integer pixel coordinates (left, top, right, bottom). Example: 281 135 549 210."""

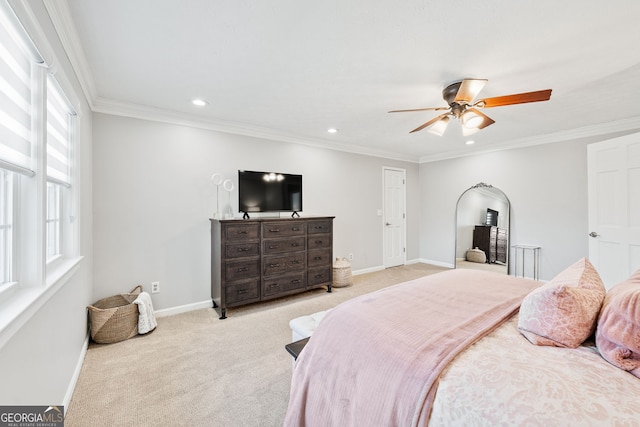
455 183 509 274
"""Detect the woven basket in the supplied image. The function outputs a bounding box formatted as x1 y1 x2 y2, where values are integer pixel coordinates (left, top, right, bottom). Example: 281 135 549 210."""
466 248 487 264
333 257 353 288
88 285 142 344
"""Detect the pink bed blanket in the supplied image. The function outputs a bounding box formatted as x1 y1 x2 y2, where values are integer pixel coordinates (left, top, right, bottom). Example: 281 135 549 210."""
284 269 540 427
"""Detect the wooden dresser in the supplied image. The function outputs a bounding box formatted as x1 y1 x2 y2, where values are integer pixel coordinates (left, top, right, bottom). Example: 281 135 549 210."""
210 216 334 319
473 225 507 264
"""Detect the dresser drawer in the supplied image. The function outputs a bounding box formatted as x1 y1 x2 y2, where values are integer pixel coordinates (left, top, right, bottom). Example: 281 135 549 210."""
308 249 332 268
224 223 260 242
225 259 260 282
225 280 260 305
308 267 332 286
225 242 260 259
263 236 306 255
307 219 332 235
262 221 305 238
263 253 306 276
262 273 306 297
308 234 331 250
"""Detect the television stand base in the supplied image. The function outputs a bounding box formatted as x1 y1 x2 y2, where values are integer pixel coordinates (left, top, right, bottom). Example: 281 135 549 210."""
291 211 300 218
242 212 250 219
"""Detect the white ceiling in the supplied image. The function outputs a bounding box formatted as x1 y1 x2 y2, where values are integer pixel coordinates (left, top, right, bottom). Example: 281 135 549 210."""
54 0 640 162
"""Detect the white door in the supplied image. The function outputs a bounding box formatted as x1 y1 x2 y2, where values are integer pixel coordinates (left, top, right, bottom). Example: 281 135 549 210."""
587 133 640 288
383 167 406 268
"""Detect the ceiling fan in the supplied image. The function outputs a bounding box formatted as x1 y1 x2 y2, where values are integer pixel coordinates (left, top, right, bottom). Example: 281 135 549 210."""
389 79 552 136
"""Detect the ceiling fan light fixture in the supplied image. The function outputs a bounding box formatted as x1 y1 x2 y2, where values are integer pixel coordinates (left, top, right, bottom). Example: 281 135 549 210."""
427 116 450 136
461 110 483 129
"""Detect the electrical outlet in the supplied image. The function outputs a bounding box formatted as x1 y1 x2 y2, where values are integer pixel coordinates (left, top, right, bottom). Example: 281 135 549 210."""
151 281 160 294
348 253 354 261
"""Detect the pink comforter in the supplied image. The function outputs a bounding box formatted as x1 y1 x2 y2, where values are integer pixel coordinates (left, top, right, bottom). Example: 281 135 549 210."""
284 269 540 427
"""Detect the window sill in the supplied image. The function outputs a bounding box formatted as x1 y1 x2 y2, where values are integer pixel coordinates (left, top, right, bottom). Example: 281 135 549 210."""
0 256 83 350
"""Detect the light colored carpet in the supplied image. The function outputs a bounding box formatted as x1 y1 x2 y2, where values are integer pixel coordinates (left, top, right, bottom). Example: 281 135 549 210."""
456 259 507 274
65 263 447 427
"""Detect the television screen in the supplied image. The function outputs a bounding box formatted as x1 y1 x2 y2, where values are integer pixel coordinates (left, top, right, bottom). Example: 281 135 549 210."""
486 208 498 226
238 170 302 213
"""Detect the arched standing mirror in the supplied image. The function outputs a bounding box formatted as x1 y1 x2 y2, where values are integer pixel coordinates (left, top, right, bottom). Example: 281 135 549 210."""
455 183 510 274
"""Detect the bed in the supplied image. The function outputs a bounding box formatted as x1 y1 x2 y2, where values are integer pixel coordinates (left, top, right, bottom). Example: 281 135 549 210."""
284 263 640 426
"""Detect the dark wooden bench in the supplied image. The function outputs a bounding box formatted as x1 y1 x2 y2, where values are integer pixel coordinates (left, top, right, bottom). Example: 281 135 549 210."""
285 337 310 360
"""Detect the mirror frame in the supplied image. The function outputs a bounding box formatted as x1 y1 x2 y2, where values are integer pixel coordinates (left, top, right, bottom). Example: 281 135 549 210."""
454 182 511 274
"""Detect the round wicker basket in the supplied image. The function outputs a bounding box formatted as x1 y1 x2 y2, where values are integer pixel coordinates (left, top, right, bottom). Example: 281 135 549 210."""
333 257 353 287
87 285 142 344
466 248 487 264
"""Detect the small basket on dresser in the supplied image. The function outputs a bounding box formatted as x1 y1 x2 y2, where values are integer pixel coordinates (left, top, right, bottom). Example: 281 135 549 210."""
87 285 142 344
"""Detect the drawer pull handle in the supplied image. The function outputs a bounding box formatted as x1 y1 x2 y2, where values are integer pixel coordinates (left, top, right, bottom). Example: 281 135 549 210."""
237 248 250 252
291 243 299 247
291 260 300 264
269 263 281 268
292 227 300 231
291 279 301 284
237 289 248 294
269 228 280 232
314 256 322 260
315 240 323 244
237 230 248 235
269 283 279 288
315 274 324 279
269 245 279 249
237 267 249 272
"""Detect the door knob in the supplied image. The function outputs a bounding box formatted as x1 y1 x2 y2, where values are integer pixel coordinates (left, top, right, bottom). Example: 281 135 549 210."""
588 231 600 238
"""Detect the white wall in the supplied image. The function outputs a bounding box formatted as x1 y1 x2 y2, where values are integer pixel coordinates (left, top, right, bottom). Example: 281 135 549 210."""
92 113 420 310
420 139 595 280
0 0 93 408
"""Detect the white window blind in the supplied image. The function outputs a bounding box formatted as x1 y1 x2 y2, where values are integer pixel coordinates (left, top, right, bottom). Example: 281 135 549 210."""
0 4 35 176
46 77 73 186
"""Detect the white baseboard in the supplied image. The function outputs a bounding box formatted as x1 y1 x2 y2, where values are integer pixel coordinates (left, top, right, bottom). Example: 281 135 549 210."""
417 258 455 269
352 265 384 276
63 333 89 415
154 299 213 318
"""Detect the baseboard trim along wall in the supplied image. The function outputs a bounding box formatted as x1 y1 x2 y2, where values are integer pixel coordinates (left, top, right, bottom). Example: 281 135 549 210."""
154 299 213 318
63 334 89 415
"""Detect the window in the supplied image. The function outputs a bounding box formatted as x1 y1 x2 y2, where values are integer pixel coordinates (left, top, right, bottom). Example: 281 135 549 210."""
46 77 74 263
0 1 78 296
0 2 35 292
0 0 81 345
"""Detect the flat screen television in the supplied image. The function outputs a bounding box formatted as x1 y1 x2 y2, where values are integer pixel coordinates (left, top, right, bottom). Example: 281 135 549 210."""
238 170 302 218
486 208 498 226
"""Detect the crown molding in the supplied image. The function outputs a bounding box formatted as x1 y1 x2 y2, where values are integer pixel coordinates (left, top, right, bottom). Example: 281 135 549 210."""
43 0 96 109
93 96 421 163
419 116 640 164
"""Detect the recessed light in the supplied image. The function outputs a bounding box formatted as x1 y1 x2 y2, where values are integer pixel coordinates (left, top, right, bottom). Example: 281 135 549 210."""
192 99 208 107
466 140 475 145
327 128 338 134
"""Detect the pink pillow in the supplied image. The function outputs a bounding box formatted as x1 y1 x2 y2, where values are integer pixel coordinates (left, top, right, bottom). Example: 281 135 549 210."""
518 258 606 348
596 270 640 378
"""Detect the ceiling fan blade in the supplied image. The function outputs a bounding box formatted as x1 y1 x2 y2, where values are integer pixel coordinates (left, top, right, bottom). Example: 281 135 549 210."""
477 89 552 108
453 79 488 103
409 114 449 134
389 106 449 113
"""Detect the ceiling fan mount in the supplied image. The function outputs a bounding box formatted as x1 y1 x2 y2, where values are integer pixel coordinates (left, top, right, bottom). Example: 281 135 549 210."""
389 79 552 136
